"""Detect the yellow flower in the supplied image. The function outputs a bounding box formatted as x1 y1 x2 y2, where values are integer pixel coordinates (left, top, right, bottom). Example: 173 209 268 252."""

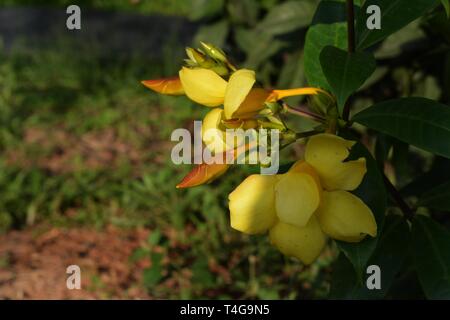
228 134 377 265
179 67 227 107
305 134 367 191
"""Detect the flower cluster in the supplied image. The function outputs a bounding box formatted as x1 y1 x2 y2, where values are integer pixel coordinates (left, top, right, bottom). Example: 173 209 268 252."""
142 42 377 264
229 133 376 264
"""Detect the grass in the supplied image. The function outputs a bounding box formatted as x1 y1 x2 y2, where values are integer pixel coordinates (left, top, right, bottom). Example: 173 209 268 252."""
0 31 334 298
1 0 191 16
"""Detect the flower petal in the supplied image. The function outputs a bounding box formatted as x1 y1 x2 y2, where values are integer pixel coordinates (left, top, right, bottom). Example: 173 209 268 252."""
305 134 367 191
229 175 277 234
176 162 229 188
141 76 185 95
179 67 227 107
202 108 231 154
275 172 320 227
269 216 326 265
230 88 269 119
315 190 377 242
224 69 256 119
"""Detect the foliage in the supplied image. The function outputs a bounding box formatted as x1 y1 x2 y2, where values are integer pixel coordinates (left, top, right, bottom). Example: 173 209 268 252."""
1 0 450 299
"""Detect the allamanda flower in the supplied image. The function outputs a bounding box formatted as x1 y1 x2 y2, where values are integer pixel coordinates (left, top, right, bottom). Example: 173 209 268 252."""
228 133 376 264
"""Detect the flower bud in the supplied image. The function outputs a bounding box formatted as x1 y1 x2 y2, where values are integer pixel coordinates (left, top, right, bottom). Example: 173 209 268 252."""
141 76 184 95
200 41 228 63
176 162 229 188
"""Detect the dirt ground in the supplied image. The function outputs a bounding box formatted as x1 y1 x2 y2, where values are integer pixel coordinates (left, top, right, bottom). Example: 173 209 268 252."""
0 225 152 299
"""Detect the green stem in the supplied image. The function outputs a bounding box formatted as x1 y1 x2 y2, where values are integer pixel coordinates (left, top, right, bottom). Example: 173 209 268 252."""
343 0 355 122
382 174 415 221
346 0 355 54
283 104 326 123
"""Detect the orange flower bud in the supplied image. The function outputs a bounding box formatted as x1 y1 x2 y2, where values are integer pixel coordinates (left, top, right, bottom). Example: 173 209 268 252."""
141 76 184 96
176 162 229 189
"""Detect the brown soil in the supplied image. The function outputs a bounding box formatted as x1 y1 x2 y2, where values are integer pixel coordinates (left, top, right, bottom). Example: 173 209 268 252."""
0 225 151 299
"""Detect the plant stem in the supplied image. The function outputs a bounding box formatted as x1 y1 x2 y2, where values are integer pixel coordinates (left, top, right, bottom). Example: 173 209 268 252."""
346 0 355 54
343 0 356 121
283 103 326 123
382 174 414 221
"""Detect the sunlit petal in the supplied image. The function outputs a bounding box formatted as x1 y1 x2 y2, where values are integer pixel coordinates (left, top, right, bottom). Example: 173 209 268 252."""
229 175 278 234
224 69 256 119
305 134 367 191
179 67 227 107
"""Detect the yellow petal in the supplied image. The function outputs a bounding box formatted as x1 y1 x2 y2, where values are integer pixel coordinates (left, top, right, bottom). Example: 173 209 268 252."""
202 108 231 154
305 133 367 191
229 88 269 119
141 76 184 95
269 216 326 265
275 172 320 227
315 190 377 242
179 67 227 107
229 175 278 234
224 69 256 119
288 161 322 196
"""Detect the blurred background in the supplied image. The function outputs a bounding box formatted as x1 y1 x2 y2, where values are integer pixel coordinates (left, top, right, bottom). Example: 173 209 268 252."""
0 0 448 299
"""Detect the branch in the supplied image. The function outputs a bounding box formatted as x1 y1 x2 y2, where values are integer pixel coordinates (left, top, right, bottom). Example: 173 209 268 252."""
343 0 356 122
382 174 415 220
346 0 355 54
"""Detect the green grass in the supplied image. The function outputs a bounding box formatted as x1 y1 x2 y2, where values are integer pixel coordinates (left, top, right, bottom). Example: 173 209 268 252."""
1 0 191 16
0 36 334 299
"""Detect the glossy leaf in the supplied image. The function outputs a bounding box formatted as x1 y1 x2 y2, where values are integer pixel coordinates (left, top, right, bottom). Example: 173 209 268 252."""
189 0 225 21
353 98 450 159
320 46 376 114
336 139 387 280
330 215 410 299
304 1 348 90
412 215 450 299
256 0 317 36
419 181 450 211
356 0 440 49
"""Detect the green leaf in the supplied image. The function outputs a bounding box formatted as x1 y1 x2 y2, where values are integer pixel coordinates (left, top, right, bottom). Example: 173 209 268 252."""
143 252 164 288
227 0 260 26
412 215 450 299
330 215 410 299
352 98 450 159
442 0 450 18
256 0 317 36
401 157 450 197
193 19 229 48
356 0 440 49
277 50 305 105
320 46 376 114
304 25 347 90
235 28 286 69
418 181 450 211
304 1 348 89
188 0 225 21
336 139 387 280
